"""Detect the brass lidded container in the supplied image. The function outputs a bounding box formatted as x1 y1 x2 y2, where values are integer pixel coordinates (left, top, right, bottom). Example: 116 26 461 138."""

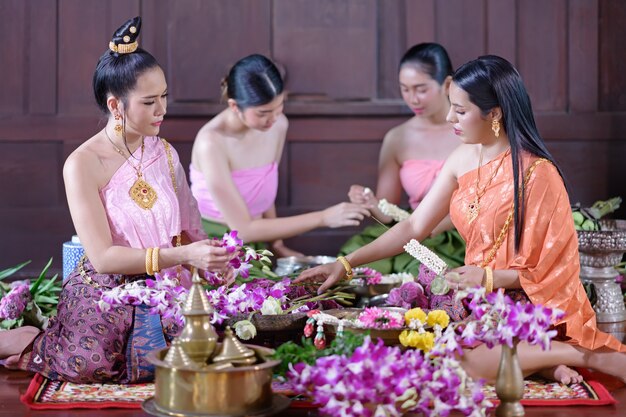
177 268 218 364
147 344 281 415
213 326 257 366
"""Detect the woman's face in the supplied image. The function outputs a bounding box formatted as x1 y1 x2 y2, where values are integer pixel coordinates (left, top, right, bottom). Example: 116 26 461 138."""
399 64 448 117
121 66 168 138
446 82 494 144
239 93 285 131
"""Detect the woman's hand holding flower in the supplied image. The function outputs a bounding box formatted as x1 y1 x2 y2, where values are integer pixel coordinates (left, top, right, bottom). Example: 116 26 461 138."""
295 261 346 294
445 265 484 291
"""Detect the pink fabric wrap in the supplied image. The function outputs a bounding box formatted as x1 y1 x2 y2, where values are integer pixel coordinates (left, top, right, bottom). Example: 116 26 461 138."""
189 162 278 220
100 136 207 250
399 159 445 209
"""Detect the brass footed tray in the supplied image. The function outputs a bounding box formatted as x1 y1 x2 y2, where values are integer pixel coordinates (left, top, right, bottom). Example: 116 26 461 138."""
142 394 291 417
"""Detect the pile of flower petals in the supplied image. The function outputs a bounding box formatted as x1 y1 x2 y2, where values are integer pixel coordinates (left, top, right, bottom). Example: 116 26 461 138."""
288 336 490 417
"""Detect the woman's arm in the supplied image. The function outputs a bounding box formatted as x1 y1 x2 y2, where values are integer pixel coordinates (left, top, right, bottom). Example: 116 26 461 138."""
64 151 230 274
263 204 304 257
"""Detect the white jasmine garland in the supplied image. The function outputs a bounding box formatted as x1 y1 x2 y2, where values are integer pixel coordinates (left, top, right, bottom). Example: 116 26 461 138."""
403 239 448 276
378 198 411 222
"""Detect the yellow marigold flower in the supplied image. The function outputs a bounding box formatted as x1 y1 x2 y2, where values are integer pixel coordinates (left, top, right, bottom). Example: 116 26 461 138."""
414 331 435 352
426 309 450 328
406 330 421 347
404 308 427 326
399 329 411 347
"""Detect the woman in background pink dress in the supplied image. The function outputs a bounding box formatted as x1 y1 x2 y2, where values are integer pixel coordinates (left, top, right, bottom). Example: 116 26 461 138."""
340 43 465 274
0 17 232 383
190 54 369 258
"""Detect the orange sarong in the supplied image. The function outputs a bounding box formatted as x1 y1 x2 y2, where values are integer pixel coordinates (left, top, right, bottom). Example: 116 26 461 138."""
450 150 625 352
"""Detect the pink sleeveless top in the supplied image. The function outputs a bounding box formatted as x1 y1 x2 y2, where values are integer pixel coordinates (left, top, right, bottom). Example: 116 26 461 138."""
399 159 445 209
99 137 206 249
189 162 278 221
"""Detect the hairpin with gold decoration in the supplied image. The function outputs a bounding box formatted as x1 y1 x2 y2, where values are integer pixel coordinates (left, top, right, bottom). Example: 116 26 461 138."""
109 16 141 55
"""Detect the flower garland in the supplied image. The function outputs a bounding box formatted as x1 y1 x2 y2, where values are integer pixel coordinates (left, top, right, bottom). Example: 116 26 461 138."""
378 198 411 222
403 239 448 276
303 307 404 349
288 336 490 417
399 308 450 352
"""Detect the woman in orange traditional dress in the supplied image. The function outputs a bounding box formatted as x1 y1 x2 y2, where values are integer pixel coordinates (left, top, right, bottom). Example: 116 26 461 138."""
297 55 626 384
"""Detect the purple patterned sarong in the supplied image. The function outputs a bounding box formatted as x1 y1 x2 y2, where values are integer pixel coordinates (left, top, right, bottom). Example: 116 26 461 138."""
18 259 180 383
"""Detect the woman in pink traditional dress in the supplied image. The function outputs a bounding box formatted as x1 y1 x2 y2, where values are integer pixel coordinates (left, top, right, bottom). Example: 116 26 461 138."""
0 17 232 383
339 43 465 275
189 54 369 258
298 55 626 384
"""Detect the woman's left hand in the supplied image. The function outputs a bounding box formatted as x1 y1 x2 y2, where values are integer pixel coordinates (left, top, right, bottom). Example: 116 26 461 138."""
445 265 484 291
270 240 304 258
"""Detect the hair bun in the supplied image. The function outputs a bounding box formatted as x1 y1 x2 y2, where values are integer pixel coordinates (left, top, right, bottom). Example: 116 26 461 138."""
109 16 141 55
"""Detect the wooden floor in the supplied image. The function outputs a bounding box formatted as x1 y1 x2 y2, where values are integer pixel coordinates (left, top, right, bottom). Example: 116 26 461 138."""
1 322 625 417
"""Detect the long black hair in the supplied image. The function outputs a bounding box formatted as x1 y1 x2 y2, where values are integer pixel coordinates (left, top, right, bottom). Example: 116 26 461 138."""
452 55 564 251
222 54 283 109
399 43 453 85
93 16 160 114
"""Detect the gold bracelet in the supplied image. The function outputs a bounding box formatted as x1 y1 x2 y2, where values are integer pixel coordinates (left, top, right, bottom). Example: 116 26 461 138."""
145 248 154 276
336 256 353 280
484 266 494 294
152 247 160 274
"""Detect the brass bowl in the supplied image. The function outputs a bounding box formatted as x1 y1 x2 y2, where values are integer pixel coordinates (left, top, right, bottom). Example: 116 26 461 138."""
147 344 282 416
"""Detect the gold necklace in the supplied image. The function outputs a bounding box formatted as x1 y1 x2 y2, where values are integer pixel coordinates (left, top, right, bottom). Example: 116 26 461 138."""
466 147 510 224
104 128 158 210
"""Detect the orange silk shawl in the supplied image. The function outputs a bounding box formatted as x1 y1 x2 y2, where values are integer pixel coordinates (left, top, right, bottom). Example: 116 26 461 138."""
450 150 625 352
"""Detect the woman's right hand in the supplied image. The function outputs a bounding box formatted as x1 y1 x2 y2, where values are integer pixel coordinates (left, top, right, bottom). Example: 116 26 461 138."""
347 185 379 208
185 239 234 272
294 261 346 294
321 202 370 228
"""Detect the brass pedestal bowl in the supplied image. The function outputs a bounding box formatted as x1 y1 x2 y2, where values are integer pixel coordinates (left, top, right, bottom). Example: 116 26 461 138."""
144 345 289 417
577 219 626 323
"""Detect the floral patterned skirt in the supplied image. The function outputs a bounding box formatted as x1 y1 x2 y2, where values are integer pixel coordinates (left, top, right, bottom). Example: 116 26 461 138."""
18 259 180 383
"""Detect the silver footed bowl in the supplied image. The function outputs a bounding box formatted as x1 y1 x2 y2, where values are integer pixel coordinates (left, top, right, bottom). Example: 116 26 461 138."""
275 255 336 276
577 219 626 267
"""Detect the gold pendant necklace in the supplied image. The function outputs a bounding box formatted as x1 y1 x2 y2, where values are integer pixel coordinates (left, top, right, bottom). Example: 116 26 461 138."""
105 128 158 210
466 147 510 224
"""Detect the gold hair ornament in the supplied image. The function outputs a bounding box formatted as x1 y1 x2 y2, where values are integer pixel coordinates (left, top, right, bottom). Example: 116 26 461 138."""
109 41 138 54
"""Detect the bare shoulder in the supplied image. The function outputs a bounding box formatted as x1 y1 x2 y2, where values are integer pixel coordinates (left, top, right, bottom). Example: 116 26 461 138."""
275 113 289 131
63 138 103 185
445 144 480 179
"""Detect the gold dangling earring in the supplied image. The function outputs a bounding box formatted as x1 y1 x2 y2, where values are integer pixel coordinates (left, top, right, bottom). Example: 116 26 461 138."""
491 119 500 138
114 114 123 137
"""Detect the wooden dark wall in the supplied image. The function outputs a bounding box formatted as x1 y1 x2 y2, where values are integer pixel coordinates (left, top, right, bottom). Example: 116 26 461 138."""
1 0 625 276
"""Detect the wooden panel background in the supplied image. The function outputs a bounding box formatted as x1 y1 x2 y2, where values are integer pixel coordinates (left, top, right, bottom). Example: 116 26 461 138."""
0 0 624 277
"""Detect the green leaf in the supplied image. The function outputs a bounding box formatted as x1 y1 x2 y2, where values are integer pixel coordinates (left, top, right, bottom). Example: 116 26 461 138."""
34 295 59 304
37 274 60 294
29 258 54 295
0 260 31 281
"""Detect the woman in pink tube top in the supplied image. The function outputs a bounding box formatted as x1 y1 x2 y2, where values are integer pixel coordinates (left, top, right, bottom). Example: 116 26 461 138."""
0 17 233 383
190 54 369 258
340 43 465 274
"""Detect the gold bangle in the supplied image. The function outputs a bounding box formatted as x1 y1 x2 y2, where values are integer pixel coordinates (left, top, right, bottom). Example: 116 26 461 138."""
484 266 494 294
336 256 353 280
152 247 160 274
145 248 154 276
